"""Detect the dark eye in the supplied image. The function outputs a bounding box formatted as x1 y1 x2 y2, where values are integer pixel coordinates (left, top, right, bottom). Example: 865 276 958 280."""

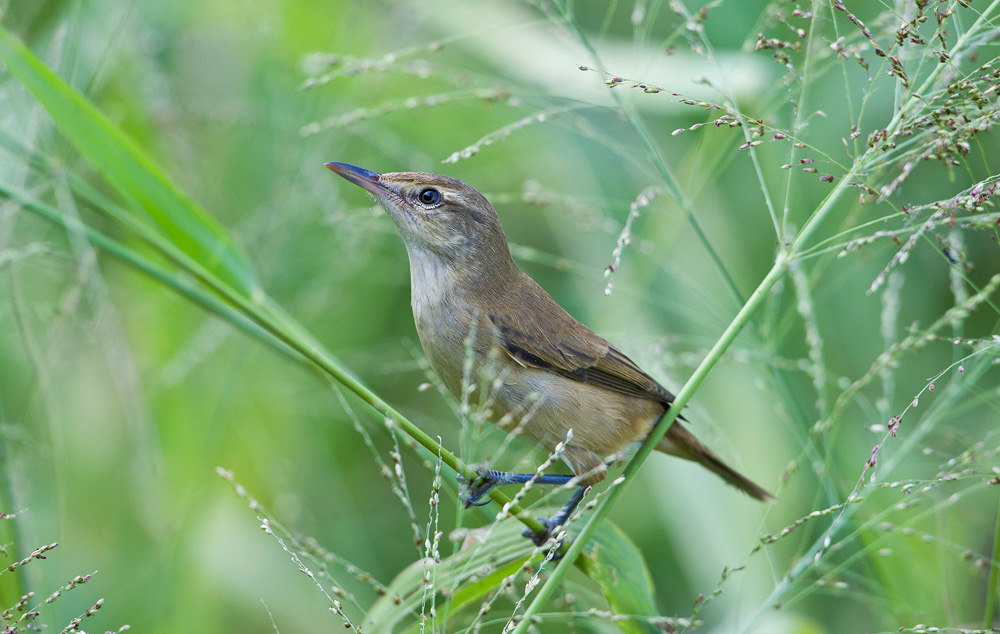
418 187 442 205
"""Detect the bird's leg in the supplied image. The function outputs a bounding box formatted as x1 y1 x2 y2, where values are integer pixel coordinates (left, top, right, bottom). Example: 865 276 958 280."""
521 485 587 547
458 468 575 507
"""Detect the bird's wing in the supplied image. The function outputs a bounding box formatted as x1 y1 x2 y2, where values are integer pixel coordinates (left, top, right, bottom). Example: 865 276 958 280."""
487 276 675 406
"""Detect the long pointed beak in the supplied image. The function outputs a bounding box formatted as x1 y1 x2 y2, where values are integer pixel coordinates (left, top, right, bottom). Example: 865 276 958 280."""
324 162 390 197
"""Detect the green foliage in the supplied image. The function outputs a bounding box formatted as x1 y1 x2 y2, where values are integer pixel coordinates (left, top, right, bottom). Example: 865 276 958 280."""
585 521 664 634
0 26 259 297
1 1 1000 633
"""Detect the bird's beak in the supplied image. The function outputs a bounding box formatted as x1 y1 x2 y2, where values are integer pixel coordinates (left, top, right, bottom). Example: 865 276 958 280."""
324 162 390 198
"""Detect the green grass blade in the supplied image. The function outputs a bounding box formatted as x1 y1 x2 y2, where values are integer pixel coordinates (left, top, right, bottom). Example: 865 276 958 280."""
362 522 535 632
0 25 260 297
984 498 1000 628
0 26 517 530
0 183 297 365
586 522 663 634
363 515 661 633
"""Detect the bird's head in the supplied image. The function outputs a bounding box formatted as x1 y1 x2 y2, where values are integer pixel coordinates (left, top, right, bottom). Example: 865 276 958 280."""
325 162 515 277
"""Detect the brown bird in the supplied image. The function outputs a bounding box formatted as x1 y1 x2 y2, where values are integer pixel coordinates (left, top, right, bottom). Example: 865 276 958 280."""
326 162 773 543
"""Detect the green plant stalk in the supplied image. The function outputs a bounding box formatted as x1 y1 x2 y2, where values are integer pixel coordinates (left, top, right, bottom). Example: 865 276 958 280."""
509 258 787 633
0 393 25 611
733 0 1000 612
5 179 551 537
512 148 860 630
0 184 299 363
677 0 842 514
512 2 833 624
0 27 258 297
0 26 557 538
777 0 820 236
737 325 1000 634
549 0 747 310
983 494 1000 628
749 357 997 620
472 0 996 623
9 0 997 621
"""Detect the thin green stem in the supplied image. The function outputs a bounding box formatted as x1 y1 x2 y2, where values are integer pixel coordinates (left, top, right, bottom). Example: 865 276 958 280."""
0 394 25 611
739 352 999 634
1 183 555 537
674 1 784 242
511 255 791 634
984 495 1000 628
551 0 747 308
513 69 873 622
779 0 820 236
0 185 295 360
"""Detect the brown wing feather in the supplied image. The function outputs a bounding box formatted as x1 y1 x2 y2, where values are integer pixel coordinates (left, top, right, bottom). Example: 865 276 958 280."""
487 273 675 406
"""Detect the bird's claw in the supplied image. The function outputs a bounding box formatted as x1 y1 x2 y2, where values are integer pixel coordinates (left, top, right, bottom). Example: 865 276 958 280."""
522 517 570 557
521 518 553 547
458 467 502 508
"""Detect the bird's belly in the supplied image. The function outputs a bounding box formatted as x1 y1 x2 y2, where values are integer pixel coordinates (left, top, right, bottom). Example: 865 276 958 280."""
411 293 663 477
413 317 467 397
492 365 663 458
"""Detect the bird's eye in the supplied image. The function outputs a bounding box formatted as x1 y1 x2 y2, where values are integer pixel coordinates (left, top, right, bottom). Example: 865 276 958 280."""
418 187 442 205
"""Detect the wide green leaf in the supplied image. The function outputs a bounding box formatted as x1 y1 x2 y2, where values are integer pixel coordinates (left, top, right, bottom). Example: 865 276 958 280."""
364 512 665 633
0 25 260 297
362 520 536 633
585 521 664 634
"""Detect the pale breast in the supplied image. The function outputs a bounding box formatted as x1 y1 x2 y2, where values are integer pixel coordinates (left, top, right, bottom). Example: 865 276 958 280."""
408 251 477 396
483 357 664 485
405 248 663 482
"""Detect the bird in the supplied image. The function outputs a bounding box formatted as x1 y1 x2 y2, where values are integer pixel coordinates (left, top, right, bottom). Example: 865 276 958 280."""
325 162 773 544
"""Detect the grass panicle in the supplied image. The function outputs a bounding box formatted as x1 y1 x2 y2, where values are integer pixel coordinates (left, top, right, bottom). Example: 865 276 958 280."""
2 0 1000 632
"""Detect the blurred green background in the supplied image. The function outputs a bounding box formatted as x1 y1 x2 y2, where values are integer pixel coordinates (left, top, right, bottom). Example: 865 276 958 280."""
1 0 999 632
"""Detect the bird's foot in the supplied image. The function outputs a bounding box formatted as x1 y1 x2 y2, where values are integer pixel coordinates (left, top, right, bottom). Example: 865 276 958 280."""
522 485 588 553
457 467 506 507
457 468 575 508
522 517 558 548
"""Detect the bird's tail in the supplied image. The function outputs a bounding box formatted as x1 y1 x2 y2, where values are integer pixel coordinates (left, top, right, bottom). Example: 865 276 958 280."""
656 421 775 502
